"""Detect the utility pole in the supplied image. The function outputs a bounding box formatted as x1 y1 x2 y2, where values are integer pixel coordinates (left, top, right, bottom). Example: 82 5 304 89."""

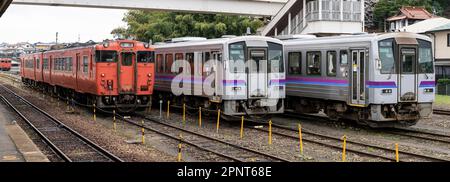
56 32 59 45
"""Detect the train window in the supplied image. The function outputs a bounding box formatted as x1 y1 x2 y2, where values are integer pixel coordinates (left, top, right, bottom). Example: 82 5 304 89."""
418 40 434 74
288 52 301 75
165 54 174 73
327 51 337 77
36 58 40 69
379 39 396 74
43 58 48 70
156 54 164 73
95 50 117 62
401 49 415 74
186 53 194 74
121 53 133 66
268 43 284 73
68 57 73 71
83 56 89 73
340 50 348 65
137 51 154 63
229 42 246 73
306 51 321 76
174 53 184 73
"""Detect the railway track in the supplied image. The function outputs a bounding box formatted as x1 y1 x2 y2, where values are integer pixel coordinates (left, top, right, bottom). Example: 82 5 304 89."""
285 111 450 144
116 113 291 162
246 119 449 162
433 109 450 116
0 84 123 162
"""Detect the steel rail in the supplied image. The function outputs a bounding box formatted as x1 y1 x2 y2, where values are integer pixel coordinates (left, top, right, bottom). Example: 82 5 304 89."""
0 84 123 162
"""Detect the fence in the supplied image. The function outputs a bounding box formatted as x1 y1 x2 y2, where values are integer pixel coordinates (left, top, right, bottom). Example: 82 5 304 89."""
437 84 450 96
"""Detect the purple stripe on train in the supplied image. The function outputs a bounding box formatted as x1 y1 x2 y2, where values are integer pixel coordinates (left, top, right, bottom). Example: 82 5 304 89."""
419 81 435 88
366 81 397 88
286 77 348 87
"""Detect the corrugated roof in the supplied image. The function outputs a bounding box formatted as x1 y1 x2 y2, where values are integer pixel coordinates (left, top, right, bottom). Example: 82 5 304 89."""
400 17 450 33
387 6 434 21
427 22 450 32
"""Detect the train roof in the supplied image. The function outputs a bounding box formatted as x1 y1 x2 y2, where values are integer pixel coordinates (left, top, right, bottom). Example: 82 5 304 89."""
282 32 432 46
154 36 283 49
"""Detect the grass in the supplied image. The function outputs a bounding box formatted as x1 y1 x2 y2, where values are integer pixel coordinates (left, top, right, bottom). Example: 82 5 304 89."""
435 95 450 106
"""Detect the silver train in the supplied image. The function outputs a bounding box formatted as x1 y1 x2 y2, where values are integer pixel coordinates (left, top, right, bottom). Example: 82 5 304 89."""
282 33 435 127
153 36 286 118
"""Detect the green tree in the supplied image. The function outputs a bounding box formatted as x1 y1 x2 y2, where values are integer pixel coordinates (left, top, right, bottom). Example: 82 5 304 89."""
112 10 264 42
373 0 439 31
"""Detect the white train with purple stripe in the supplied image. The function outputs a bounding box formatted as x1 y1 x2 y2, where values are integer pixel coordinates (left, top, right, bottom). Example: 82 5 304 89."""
153 36 285 118
281 32 434 127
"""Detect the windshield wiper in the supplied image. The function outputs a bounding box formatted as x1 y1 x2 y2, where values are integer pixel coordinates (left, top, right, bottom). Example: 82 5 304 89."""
388 64 395 80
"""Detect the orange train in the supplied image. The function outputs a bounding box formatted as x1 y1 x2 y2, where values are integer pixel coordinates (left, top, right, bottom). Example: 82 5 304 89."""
20 40 155 112
0 58 12 71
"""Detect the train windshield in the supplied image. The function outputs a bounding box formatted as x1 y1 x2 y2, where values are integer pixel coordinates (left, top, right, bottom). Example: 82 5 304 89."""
418 40 433 74
96 50 118 62
378 39 396 74
228 42 246 73
268 43 284 73
137 51 155 63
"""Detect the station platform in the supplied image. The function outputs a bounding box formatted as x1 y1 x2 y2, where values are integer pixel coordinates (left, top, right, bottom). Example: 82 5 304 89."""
0 100 49 162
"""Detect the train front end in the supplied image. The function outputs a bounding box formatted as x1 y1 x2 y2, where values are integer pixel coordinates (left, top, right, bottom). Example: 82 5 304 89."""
221 36 285 117
369 33 434 126
94 40 154 111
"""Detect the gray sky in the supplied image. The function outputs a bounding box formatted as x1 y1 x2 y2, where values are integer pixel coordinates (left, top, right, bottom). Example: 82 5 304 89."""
0 5 127 44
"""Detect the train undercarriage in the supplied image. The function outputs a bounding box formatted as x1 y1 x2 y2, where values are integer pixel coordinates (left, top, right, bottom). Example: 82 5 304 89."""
21 78 151 113
286 96 432 128
153 91 284 121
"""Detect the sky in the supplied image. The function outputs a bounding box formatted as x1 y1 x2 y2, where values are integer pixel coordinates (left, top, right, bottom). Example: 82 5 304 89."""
0 5 127 44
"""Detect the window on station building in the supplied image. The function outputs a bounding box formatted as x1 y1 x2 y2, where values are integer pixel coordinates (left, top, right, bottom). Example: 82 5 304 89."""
447 34 450 47
165 54 173 73
306 51 321 76
327 51 337 77
288 52 301 75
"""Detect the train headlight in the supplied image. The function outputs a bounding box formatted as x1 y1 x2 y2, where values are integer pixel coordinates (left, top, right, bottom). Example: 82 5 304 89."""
382 89 392 94
144 43 150 48
232 87 241 91
424 88 434 93
148 73 152 77
103 42 109 48
101 73 105 77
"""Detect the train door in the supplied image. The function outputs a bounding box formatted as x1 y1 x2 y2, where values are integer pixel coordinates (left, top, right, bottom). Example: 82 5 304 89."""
76 53 80 89
398 47 417 102
350 50 366 105
247 48 267 98
212 51 222 96
119 52 135 93
49 56 52 83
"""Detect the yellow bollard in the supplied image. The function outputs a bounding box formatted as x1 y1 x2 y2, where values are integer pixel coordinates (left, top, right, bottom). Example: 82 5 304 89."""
93 103 96 122
342 135 347 162
183 103 186 125
141 120 145 144
268 120 272 145
298 124 303 155
199 107 202 128
166 101 170 119
113 110 116 132
216 109 221 133
178 134 183 162
240 116 244 139
395 143 399 162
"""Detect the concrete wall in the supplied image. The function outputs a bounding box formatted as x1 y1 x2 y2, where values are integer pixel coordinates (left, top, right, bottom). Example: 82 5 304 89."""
302 21 363 34
433 31 450 60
